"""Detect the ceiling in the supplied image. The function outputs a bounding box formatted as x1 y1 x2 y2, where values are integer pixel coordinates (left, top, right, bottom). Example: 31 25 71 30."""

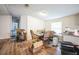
0 4 79 20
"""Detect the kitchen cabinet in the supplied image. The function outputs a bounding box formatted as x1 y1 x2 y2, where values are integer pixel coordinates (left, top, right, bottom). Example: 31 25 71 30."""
63 35 79 45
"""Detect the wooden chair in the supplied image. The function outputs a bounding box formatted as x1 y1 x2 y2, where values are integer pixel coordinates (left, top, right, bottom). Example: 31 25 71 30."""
30 30 44 54
43 31 55 40
30 30 39 40
16 29 27 42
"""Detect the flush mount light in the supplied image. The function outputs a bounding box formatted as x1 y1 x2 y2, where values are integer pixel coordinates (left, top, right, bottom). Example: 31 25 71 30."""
38 10 48 16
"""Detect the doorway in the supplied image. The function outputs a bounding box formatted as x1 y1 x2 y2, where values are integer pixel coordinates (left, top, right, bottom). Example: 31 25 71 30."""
11 16 20 39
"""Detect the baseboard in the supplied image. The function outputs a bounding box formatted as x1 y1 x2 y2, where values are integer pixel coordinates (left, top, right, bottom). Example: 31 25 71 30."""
0 37 11 40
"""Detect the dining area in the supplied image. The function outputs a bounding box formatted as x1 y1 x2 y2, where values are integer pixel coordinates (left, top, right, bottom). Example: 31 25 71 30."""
30 30 60 45
0 29 60 55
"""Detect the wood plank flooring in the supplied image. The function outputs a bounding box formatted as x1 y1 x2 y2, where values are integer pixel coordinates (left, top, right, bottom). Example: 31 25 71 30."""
0 39 57 55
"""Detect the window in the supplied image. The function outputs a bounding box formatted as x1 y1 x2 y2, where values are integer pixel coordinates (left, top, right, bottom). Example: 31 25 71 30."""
51 22 62 35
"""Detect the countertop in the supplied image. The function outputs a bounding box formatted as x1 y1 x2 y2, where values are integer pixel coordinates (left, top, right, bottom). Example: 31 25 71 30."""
63 33 79 38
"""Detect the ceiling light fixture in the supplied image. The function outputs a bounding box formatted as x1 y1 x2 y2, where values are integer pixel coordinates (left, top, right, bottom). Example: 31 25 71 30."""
38 10 48 16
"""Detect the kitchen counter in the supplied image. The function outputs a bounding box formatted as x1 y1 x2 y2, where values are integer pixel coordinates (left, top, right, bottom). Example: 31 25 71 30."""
63 33 79 45
63 33 79 38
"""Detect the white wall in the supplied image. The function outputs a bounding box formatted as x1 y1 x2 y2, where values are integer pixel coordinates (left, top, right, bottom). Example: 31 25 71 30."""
27 16 45 31
20 15 27 30
0 15 12 39
0 15 45 40
44 21 51 31
45 14 79 32
45 19 63 31
27 16 45 40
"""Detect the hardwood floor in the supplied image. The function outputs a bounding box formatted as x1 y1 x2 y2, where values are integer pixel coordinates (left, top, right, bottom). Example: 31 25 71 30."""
0 39 59 55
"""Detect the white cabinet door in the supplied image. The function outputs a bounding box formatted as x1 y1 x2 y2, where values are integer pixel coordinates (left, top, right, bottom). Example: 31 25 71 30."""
63 35 79 45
